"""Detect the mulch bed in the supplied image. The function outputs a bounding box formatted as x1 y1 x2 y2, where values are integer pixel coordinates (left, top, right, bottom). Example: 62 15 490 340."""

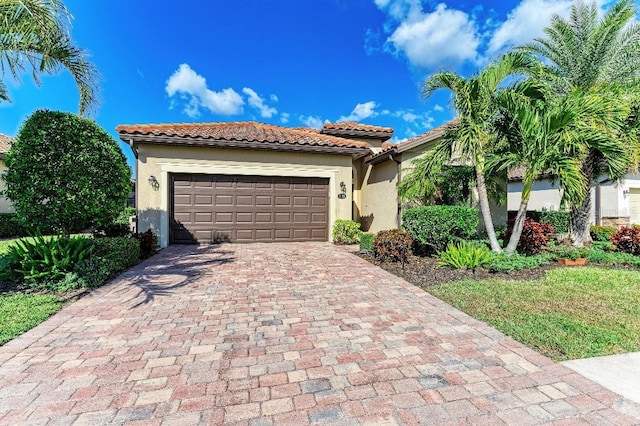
358 252 560 288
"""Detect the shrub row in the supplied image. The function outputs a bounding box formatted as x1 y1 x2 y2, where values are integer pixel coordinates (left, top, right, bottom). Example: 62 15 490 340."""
402 205 478 253
2 232 154 292
528 211 569 233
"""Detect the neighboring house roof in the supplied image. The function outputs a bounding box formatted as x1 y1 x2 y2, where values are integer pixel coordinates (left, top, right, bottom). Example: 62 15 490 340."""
507 166 555 182
366 120 457 165
321 122 393 141
117 122 372 157
0 133 13 160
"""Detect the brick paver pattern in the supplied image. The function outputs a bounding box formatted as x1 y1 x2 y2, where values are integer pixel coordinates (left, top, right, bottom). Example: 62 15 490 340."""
1 243 639 425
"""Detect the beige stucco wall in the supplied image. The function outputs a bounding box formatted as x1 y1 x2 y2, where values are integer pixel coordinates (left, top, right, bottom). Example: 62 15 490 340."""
358 159 399 233
136 144 355 247
0 161 13 213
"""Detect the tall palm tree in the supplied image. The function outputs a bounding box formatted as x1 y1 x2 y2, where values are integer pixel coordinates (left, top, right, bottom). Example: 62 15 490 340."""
520 0 640 246
422 52 536 252
0 0 99 115
493 85 632 253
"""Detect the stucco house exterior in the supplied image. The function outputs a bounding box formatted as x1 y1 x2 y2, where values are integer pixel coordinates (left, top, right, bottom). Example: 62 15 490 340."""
118 121 496 248
507 170 640 227
0 133 14 213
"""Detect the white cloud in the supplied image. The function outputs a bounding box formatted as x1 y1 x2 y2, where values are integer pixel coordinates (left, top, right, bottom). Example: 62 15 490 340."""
242 87 278 118
299 115 324 129
433 104 444 112
270 94 279 102
338 101 379 122
166 64 244 117
374 1 480 69
280 112 290 124
487 0 576 55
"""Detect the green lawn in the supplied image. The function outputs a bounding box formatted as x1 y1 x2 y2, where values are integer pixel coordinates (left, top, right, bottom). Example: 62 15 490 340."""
429 267 640 361
0 293 62 345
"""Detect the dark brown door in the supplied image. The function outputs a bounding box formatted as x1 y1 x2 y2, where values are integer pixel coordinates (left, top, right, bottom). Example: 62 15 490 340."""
171 174 329 243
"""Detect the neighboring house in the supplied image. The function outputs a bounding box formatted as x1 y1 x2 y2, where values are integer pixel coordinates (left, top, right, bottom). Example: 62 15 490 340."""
118 121 502 247
0 133 13 213
507 169 640 227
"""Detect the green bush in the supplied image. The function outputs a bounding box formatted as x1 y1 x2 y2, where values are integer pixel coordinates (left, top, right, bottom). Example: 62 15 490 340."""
0 213 29 238
553 246 590 260
89 237 140 272
486 252 554 273
5 234 91 284
590 225 618 242
331 219 361 244
529 211 569 233
585 248 640 267
359 233 375 253
402 206 478 253
3 110 131 234
93 207 135 238
374 229 413 265
438 241 494 270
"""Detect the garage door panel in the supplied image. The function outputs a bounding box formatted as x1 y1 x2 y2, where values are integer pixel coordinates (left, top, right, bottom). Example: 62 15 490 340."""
236 195 254 206
171 174 328 243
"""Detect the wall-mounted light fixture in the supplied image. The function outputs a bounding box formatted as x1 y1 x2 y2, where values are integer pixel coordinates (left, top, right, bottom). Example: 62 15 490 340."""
623 189 630 198
338 181 347 199
148 175 159 191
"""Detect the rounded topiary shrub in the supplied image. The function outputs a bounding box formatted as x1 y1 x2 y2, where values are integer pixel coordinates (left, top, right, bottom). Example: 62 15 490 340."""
402 205 478 253
373 229 413 265
3 110 131 235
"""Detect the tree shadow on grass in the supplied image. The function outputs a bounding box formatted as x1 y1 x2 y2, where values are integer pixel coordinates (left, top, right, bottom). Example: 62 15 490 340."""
120 244 236 308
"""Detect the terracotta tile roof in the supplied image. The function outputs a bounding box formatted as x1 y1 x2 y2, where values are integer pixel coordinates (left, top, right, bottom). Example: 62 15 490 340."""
322 121 394 135
0 133 12 154
507 166 554 182
116 122 371 153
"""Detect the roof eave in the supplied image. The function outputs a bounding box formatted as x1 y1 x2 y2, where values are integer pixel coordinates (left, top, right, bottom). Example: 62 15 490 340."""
321 129 393 141
119 134 371 158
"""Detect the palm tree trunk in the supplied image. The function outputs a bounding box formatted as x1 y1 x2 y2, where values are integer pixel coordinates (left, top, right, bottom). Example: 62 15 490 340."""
569 152 595 247
505 197 529 254
569 195 593 246
475 165 502 253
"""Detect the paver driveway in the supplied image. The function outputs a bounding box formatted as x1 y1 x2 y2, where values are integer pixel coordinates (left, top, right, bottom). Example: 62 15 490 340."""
1 243 639 425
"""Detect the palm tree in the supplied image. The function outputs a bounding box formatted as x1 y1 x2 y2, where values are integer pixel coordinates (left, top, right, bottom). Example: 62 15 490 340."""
493 86 632 253
422 52 536 252
520 0 640 246
0 0 99 115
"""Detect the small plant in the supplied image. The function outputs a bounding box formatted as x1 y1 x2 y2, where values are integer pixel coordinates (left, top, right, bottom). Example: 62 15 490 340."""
134 229 157 258
5 233 91 283
611 226 640 256
590 225 618 242
359 233 375 253
486 252 554 273
374 229 413 265
504 217 554 255
438 241 494 270
553 246 590 260
332 219 361 244
586 248 640 267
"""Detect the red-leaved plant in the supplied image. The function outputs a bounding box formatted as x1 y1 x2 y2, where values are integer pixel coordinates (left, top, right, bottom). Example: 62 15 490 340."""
611 226 640 256
504 217 554 255
374 229 413 266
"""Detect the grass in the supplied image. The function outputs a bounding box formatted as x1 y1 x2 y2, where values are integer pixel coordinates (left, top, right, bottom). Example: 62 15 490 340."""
429 267 640 361
0 293 62 345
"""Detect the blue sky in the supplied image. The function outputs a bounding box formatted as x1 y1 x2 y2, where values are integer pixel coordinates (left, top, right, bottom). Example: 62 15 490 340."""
0 0 616 169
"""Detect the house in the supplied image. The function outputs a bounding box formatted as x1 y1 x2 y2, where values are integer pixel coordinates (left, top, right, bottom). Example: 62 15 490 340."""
0 133 13 213
507 169 640 227
117 121 501 248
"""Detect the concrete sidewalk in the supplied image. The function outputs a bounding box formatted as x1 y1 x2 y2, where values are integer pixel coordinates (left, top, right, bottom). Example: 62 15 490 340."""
563 352 640 405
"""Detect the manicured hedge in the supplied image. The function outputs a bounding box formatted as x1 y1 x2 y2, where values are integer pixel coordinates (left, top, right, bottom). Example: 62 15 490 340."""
0 213 29 239
528 211 569 233
402 205 478 253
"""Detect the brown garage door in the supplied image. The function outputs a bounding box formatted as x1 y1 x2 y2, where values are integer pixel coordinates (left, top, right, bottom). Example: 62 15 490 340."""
170 174 329 243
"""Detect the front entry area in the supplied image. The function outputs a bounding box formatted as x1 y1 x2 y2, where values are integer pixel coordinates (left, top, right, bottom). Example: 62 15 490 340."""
170 174 329 243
